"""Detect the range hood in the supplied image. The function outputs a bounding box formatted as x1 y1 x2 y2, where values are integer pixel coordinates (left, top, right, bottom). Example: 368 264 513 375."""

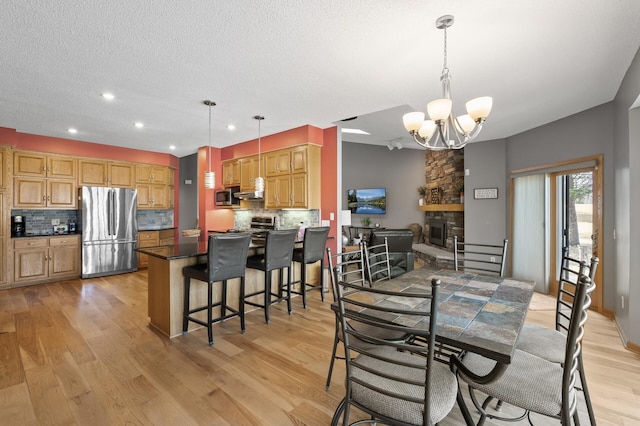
234 190 264 200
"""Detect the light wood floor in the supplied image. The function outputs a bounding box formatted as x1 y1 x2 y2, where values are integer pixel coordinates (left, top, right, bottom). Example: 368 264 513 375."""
1 270 639 425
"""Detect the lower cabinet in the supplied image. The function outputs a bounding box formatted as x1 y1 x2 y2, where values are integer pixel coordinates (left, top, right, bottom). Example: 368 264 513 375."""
13 235 80 285
137 229 174 268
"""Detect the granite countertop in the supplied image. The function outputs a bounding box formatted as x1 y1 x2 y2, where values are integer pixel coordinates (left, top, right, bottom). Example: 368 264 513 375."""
138 226 176 231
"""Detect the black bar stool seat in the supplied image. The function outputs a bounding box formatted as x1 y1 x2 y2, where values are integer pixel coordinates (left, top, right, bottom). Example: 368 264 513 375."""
291 226 330 308
182 233 251 345
244 229 297 324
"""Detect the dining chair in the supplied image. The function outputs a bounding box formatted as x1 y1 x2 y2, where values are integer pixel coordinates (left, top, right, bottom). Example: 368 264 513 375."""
452 274 593 425
453 236 508 276
182 233 251 345
244 229 297 324
325 246 410 391
514 250 599 425
363 237 392 284
291 226 330 308
331 273 458 425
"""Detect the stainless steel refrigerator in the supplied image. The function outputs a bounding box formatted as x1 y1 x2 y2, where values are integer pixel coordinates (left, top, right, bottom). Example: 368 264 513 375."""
80 186 138 278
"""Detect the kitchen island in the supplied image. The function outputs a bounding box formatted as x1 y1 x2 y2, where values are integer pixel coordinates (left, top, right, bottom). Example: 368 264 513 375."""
139 238 320 338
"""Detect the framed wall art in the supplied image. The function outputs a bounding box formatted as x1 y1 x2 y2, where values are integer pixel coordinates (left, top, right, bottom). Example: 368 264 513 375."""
473 187 498 199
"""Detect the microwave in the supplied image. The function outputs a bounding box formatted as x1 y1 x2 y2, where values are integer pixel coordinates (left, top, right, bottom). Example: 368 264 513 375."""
215 186 241 206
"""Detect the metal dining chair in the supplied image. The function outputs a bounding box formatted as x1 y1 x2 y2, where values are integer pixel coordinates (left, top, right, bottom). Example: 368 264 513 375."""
453 273 594 425
362 237 392 284
514 250 599 425
331 273 458 425
453 236 508 276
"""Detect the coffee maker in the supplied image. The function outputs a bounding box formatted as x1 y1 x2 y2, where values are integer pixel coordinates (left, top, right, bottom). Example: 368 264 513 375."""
11 215 25 237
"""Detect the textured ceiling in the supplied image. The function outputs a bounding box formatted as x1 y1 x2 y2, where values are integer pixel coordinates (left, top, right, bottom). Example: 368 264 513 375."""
1 0 639 157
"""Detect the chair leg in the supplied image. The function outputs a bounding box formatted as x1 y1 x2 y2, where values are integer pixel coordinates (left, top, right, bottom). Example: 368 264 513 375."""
319 258 325 303
182 276 190 334
207 280 213 346
578 353 596 426
264 271 271 324
286 266 292 314
301 262 308 308
239 276 246 333
220 279 227 320
326 319 340 391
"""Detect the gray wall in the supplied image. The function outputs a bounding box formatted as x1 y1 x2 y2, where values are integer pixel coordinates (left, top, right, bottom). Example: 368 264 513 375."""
613 46 640 344
464 103 615 308
178 154 198 231
342 142 425 229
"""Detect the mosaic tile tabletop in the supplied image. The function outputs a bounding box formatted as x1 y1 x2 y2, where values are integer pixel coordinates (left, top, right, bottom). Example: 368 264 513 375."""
358 266 535 364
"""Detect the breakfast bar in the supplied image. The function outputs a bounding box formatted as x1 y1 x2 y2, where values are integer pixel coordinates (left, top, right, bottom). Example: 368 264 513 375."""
139 238 319 338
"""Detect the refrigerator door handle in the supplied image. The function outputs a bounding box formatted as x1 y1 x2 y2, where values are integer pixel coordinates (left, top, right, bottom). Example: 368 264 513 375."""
107 188 113 236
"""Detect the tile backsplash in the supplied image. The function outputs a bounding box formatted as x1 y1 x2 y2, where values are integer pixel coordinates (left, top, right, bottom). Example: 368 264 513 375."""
233 209 319 230
11 209 174 235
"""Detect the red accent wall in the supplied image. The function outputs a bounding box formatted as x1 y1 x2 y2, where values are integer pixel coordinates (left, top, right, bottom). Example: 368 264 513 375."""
220 125 325 160
321 127 339 254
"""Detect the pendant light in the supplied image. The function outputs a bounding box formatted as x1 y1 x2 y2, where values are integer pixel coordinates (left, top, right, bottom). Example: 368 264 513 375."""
254 115 265 195
203 100 216 189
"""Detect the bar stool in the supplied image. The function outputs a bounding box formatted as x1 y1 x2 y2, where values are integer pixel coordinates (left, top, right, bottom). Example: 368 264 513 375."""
244 229 297 324
182 233 251 345
291 226 330 308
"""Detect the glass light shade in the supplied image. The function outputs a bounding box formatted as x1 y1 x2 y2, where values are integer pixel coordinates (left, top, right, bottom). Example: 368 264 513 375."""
456 114 476 134
427 98 452 121
418 120 437 139
466 96 493 121
254 176 264 193
204 171 215 189
402 112 425 132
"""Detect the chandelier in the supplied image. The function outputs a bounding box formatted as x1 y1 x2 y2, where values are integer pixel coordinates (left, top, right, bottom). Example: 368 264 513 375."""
203 100 216 189
403 15 492 150
254 115 265 195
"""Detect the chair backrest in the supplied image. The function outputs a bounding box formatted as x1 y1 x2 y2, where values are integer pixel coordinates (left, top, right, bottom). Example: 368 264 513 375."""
207 233 252 282
334 271 441 425
555 248 599 334
560 273 592 424
453 236 508 276
263 229 297 271
363 238 392 283
326 246 366 301
301 226 330 263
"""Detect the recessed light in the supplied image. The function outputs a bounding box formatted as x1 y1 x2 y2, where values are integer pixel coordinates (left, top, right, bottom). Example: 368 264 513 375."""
169 145 176 150
101 93 115 100
134 122 144 128
227 124 236 130
68 128 78 134
341 128 370 135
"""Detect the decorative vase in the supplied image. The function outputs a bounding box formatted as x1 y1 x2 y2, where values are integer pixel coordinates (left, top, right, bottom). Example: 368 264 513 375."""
460 192 465 204
419 198 425 206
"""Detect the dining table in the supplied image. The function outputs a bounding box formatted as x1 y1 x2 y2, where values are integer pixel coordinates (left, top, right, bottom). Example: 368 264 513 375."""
346 265 536 424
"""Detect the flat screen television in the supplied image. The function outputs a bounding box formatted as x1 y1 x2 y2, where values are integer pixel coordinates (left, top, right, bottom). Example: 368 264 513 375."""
347 187 386 214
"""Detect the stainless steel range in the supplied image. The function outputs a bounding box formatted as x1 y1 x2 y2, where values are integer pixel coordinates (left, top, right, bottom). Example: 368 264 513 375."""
247 215 277 244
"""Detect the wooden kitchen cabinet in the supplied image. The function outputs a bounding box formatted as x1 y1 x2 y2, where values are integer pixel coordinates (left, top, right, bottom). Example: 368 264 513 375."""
137 183 168 209
138 231 160 268
239 156 262 191
264 144 320 209
13 235 80 285
264 150 291 176
222 160 240 186
136 165 169 185
13 151 77 180
13 177 77 209
79 159 135 187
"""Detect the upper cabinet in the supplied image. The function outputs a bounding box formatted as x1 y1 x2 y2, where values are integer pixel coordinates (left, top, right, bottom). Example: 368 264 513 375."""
239 156 262 192
14 151 77 180
136 165 169 185
222 160 240 187
264 144 320 209
78 159 135 187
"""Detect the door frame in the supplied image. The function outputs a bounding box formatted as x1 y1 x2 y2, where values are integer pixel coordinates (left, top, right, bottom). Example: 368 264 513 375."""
510 154 603 312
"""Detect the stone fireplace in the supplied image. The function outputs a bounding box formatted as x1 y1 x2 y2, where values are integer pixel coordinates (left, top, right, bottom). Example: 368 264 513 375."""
421 148 465 252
